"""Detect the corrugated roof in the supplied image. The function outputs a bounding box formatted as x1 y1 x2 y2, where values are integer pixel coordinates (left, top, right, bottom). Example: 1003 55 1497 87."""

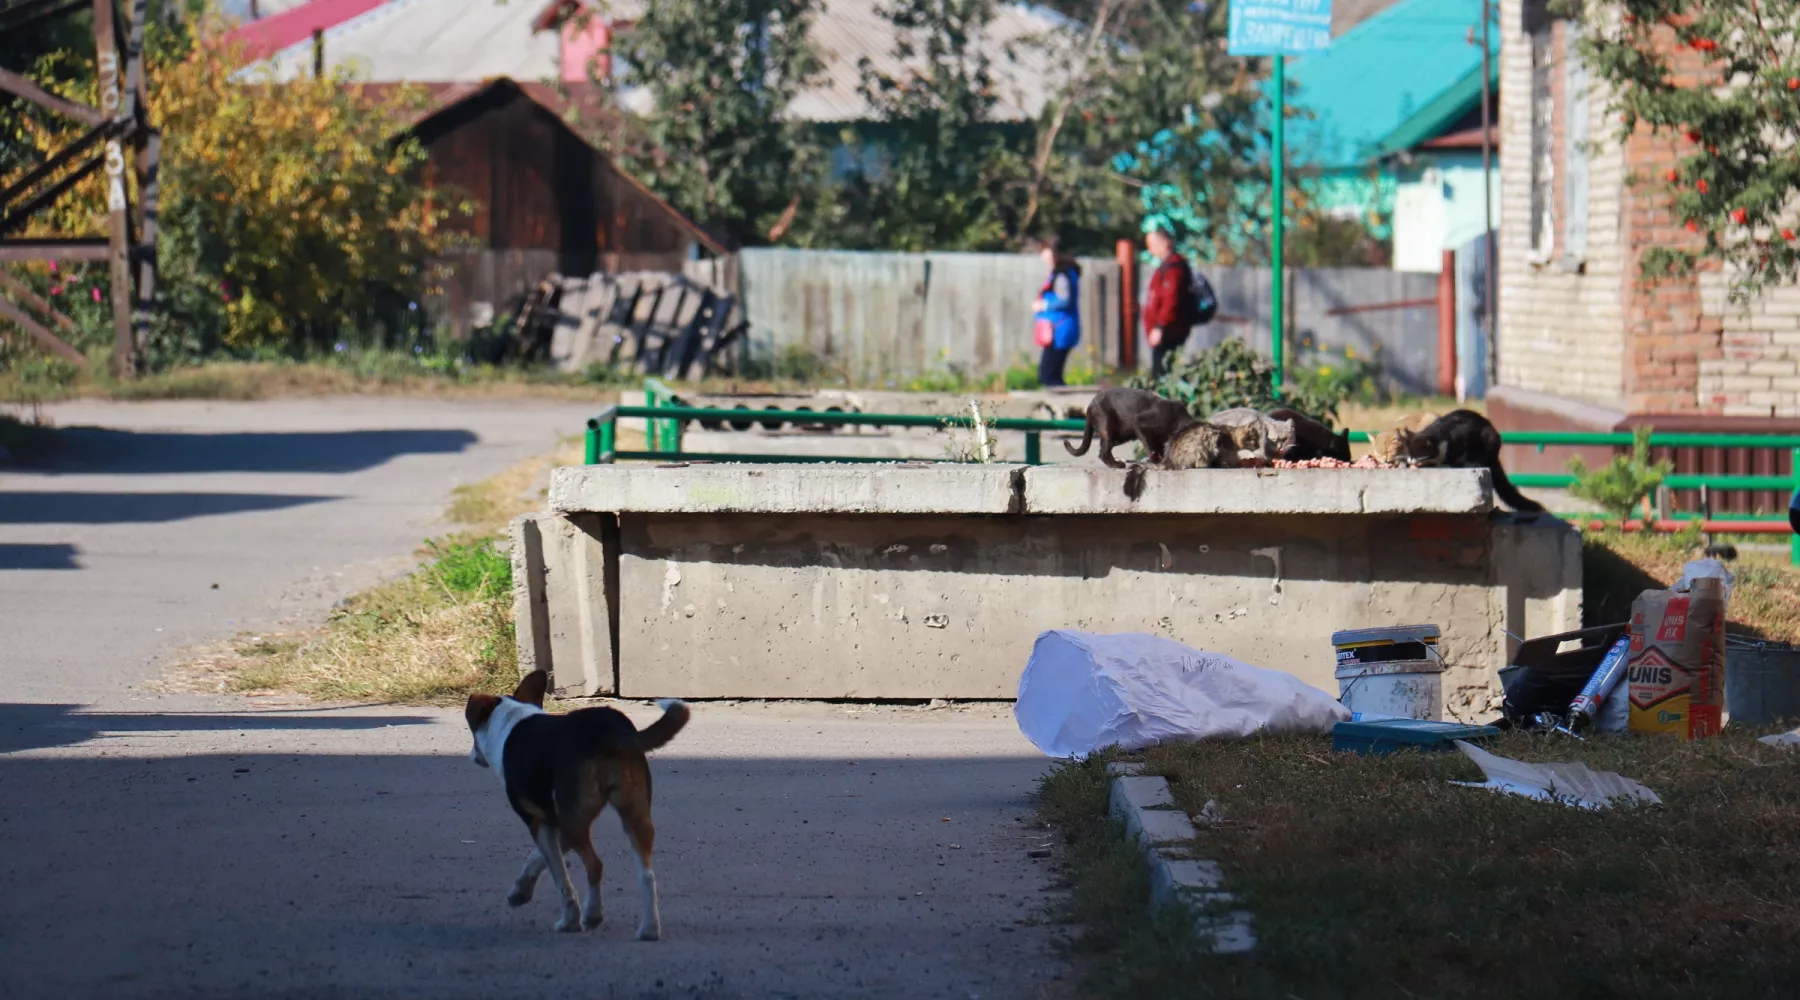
218 0 387 63
249 0 560 84
242 0 1070 123
1281 0 1496 169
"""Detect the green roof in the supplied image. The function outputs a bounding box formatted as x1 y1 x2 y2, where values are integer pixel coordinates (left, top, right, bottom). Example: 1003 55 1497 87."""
1279 0 1498 169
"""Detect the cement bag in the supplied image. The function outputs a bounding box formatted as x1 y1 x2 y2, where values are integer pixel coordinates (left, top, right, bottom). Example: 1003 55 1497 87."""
1014 630 1349 758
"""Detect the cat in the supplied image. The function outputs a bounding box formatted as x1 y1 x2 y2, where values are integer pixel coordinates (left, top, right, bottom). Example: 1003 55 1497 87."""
1065 387 1197 468
1207 408 1295 467
1268 408 1351 461
1370 411 1439 464
1396 409 1545 513
1161 422 1241 471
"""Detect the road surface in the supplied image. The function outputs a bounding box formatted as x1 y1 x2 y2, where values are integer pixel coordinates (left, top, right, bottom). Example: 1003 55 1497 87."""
0 398 1067 1000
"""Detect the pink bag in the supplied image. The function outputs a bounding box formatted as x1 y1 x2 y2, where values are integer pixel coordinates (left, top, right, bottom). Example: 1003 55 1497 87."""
1034 318 1055 348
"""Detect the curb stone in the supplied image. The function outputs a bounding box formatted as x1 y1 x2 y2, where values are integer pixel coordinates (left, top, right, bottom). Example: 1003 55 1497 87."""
1106 765 1255 954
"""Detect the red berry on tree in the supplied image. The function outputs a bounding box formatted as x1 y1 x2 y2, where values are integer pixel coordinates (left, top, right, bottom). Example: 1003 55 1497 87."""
1686 220 1700 233
1686 129 1703 143
1788 78 1800 91
1732 208 1749 225
1784 229 1796 241
1697 179 1709 193
1666 168 1679 182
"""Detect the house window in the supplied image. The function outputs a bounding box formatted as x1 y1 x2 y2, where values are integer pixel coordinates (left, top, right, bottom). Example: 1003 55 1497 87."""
1563 23 1590 259
1529 25 1555 257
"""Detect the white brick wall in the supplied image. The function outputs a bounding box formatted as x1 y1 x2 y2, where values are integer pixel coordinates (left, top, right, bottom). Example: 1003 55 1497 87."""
1496 0 1629 409
1699 272 1800 416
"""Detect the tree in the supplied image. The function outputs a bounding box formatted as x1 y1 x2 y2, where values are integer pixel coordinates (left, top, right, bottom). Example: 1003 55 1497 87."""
600 0 827 248
823 0 1031 251
1571 0 1800 300
3 16 454 360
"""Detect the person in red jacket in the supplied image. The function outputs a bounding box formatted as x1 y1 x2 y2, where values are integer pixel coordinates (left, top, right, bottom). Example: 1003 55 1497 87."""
1141 226 1195 378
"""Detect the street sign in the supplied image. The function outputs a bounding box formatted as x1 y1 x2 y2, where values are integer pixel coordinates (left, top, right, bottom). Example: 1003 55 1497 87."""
1228 0 1332 57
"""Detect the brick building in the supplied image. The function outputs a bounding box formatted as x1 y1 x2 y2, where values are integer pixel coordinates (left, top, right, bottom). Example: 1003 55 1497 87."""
1490 0 1798 506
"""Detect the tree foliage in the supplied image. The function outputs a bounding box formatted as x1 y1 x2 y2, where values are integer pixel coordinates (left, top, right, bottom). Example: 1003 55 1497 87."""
1569 0 1800 299
2 13 454 360
602 0 827 248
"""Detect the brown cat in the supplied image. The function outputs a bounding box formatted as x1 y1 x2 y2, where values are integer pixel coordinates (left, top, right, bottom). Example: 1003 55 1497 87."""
1066 387 1197 468
1161 422 1241 471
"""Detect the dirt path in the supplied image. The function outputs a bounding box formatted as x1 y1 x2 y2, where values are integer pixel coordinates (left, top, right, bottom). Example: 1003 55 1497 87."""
0 398 1066 1000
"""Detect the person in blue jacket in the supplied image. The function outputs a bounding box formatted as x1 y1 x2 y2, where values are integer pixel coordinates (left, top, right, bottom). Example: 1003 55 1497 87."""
1032 237 1082 387
1790 483 1799 535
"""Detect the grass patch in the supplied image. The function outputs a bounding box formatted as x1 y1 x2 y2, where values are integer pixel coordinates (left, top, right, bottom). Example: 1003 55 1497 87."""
0 357 624 404
1583 527 1800 642
214 435 600 704
1042 731 1800 999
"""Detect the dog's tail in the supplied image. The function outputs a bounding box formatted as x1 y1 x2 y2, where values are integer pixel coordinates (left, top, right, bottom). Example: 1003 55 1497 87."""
633 699 691 753
1488 462 1545 514
1064 416 1094 456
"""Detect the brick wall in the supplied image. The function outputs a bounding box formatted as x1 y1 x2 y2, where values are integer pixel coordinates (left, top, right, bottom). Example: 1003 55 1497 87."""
1496 0 1629 408
1699 276 1800 417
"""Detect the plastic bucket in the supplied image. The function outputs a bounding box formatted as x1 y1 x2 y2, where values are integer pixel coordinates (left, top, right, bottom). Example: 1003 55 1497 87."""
1726 640 1800 726
1335 658 1445 722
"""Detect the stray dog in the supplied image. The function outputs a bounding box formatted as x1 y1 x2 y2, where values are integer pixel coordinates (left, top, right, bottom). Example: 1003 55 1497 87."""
466 670 690 938
1065 387 1197 467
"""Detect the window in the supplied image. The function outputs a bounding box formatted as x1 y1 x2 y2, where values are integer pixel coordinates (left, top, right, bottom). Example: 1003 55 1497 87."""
1529 25 1555 258
1563 23 1590 259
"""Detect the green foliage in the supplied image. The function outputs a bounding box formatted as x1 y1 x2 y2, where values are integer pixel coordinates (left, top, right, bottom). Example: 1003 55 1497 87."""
1129 339 1343 426
1567 0 1800 300
1567 426 1673 519
602 0 828 247
423 537 512 601
1291 343 1383 407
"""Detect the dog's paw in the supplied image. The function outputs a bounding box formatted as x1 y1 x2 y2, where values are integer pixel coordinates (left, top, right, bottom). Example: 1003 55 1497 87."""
552 913 583 933
507 887 534 907
582 909 604 929
635 923 662 942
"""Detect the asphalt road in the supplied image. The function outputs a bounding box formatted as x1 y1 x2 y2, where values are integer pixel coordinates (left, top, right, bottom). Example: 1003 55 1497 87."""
0 398 1067 1000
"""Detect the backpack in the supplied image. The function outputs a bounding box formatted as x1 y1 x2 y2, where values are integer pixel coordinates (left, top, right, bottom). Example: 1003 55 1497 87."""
1188 268 1219 326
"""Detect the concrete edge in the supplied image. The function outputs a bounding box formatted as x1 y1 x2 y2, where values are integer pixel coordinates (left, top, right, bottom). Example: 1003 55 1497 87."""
509 513 551 678
1105 764 1255 954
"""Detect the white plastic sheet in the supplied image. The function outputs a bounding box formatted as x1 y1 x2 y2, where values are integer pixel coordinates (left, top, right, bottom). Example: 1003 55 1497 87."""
1013 630 1349 758
1450 740 1661 809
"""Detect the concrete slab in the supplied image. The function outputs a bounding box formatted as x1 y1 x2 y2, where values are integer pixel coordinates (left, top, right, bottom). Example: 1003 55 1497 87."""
552 462 1025 515
1022 466 1494 515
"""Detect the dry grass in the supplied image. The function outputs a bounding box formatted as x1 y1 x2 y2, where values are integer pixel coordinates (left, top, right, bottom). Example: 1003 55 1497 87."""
203 436 612 704
1 359 624 404
1041 730 1800 1000
1584 528 1800 642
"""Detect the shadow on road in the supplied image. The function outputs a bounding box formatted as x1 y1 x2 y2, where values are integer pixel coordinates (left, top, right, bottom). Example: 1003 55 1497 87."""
36 427 480 475
0 491 338 525
0 542 80 569
0 747 1059 999
0 703 438 753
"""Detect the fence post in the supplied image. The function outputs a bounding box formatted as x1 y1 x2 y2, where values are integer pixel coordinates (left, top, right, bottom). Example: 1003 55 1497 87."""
1025 431 1042 466
584 422 599 465
1437 249 1457 397
1792 446 1799 567
1116 239 1138 372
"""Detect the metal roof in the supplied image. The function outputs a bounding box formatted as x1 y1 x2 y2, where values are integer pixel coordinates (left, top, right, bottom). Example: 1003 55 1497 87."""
248 0 560 84
1281 0 1497 170
242 0 1070 123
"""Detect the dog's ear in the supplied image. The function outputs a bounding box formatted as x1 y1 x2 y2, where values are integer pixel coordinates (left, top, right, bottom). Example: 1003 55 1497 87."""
512 670 550 707
465 693 501 731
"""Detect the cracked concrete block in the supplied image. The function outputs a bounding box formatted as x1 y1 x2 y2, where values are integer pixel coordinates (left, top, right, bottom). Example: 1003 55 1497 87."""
1022 466 1493 515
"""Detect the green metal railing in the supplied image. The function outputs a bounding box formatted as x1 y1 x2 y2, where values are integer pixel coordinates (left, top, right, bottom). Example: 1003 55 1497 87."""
583 395 1800 563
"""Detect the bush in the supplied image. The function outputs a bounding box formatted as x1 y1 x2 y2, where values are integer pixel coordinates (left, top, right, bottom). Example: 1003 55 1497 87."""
1130 339 1344 425
1568 426 1672 519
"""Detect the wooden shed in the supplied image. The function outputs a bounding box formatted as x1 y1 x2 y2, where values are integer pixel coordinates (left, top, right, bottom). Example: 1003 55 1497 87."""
403 77 723 337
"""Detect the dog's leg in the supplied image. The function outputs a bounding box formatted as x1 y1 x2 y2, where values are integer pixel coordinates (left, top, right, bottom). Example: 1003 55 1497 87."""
508 848 547 907
531 825 582 932
563 823 606 929
615 794 661 941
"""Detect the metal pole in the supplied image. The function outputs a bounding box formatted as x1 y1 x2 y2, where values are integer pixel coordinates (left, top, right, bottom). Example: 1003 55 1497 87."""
1480 0 1497 389
1271 54 1285 395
